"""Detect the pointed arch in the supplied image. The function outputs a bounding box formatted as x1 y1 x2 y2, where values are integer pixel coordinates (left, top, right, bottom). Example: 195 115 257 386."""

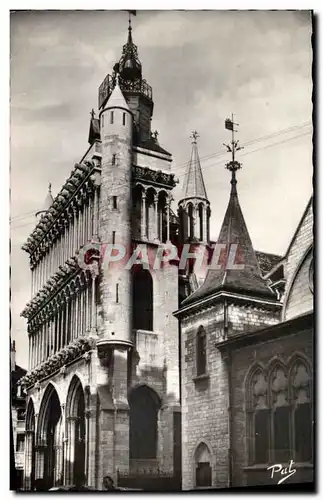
198 203 204 241
65 375 86 486
287 354 313 463
194 442 212 487
129 385 161 460
282 243 313 321
36 383 63 488
24 399 36 491
187 203 194 240
245 362 269 464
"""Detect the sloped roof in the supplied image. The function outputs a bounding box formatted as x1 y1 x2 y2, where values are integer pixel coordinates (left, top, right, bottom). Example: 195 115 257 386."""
135 136 172 156
255 251 283 276
182 178 275 305
88 117 100 145
36 184 53 216
181 139 208 201
104 78 131 112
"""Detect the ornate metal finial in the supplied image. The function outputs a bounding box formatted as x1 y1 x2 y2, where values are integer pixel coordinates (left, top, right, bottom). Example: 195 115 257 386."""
48 182 52 194
90 109 95 119
153 130 159 141
190 131 199 144
223 114 243 194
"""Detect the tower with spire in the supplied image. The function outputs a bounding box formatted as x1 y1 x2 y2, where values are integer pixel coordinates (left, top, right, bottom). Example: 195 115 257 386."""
175 116 283 490
20 13 181 491
178 132 210 244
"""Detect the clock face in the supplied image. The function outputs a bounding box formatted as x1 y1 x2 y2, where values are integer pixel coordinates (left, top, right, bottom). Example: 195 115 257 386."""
309 257 313 294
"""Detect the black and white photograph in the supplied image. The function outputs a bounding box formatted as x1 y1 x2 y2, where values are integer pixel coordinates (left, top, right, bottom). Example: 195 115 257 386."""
9 8 314 492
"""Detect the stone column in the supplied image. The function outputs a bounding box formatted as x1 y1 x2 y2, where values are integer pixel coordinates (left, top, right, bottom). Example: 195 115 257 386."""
93 188 99 239
65 416 77 485
90 267 98 334
75 291 79 340
154 194 159 242
142 191 147 240
24 430 34 490
166 200 170 243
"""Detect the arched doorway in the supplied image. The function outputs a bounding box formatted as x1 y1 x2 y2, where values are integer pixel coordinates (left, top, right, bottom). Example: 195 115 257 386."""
24 399 36 491
37 385 63 489
129 386 161 461
65 376 86 486
194 442 212 487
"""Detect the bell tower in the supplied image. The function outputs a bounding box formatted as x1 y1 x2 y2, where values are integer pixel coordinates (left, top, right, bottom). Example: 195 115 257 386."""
98 16 154 144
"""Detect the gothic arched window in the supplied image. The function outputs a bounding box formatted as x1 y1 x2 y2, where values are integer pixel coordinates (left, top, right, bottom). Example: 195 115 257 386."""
198 203 204 241
247 358 313 465
270 364 290 463
188 204 194 240
291 360 312 463
133 267 153 331
247 367 269 464
196 326 207 376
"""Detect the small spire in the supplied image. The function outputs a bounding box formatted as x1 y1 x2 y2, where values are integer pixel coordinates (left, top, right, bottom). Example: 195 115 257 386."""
180 131 208 202
90 109 95 119
128 14 133 44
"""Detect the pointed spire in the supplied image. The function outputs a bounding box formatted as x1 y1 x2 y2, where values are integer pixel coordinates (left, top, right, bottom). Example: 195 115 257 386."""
181 131 208 202
117 15 142 82
36 183 53 219
128 15 133 44
44 183 53 210
183 165 274 305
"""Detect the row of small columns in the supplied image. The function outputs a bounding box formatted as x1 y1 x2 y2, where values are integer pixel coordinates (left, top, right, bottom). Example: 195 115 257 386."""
179 201 210 242
136 186 172 243
25 406 95 489
32 183 100 296
28 270 98 370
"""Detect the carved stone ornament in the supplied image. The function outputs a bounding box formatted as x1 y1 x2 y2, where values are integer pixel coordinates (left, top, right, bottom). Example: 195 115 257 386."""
19 337 96 389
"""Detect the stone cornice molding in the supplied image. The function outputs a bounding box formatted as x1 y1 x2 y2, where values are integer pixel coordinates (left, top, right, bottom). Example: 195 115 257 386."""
21 256 97 322
19 337 97 389
22 161 101 258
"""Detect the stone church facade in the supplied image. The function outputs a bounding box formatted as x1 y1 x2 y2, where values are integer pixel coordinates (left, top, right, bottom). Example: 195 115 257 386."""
176 192 313 489
19 20 314 491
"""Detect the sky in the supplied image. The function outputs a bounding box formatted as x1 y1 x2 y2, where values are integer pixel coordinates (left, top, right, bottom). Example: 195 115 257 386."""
10 10 313 369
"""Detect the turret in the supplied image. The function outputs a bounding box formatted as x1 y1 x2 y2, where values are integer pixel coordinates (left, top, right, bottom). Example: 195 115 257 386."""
178 132 210 244
35 183 53 221
98 75 134 349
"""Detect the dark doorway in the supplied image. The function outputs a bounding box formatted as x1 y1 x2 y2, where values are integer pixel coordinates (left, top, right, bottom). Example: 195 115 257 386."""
129 386 161 459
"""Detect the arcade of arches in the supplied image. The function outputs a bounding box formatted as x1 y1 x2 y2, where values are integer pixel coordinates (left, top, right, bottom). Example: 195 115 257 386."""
24 380 164 488
24 378 86 490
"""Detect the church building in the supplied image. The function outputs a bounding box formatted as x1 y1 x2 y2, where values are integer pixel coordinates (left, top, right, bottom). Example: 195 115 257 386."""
20 19 181 491
19 17 313 491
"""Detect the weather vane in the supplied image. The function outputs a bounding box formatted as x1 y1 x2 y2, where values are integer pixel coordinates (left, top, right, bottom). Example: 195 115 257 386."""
190 130 199 143
223 114 244 189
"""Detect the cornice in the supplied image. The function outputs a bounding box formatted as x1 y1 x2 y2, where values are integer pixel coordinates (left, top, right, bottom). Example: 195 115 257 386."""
19 337 96 390
22 161 101 259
